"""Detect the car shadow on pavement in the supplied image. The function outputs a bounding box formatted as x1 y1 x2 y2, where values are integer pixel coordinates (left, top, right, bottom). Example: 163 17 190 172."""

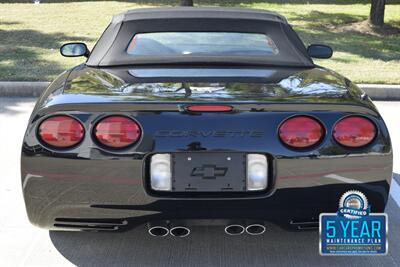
49 195 400 267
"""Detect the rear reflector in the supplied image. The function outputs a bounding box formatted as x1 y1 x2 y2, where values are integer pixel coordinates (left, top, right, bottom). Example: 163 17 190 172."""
279 116 324 148
186 105 233 112
333 116 376 147
38 115 84 148
94 116 141 148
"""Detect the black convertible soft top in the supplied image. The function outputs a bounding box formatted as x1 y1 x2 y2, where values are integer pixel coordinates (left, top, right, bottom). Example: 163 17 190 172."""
86 7 314 68
114 7 287 23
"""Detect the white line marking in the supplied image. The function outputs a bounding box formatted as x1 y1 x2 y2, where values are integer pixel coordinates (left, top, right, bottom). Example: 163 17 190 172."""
390 178 400 208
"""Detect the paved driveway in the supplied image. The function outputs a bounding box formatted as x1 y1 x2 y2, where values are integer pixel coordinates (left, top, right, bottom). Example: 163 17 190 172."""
0 98 399 267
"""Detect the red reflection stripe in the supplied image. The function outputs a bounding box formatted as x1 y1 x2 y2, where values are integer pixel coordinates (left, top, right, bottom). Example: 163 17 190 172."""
186 105 233 112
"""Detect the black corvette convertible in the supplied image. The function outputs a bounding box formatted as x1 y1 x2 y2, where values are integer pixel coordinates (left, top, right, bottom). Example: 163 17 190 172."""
22 7 392 236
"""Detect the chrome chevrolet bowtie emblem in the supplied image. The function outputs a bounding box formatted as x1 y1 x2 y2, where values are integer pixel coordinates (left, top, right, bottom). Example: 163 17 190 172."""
191 165 228 179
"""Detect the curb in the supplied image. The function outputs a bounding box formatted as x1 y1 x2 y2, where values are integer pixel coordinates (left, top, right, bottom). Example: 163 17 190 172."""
0 81 400 100
0 82 50 97
357 84 400 101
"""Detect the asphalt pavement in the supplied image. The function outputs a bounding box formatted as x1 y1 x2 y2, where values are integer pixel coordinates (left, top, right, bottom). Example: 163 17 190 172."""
0 98 399 267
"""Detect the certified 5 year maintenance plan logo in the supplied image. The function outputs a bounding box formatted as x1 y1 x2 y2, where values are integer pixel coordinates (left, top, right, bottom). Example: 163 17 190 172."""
319 190 388 255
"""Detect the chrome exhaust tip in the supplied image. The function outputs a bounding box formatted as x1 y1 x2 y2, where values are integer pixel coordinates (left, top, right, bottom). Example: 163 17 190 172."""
148 226 169 237
170 226 190 237
224 224 245 235
245 224 266 235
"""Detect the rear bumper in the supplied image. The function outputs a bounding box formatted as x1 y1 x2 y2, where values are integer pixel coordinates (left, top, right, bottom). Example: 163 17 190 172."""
21 152 392 231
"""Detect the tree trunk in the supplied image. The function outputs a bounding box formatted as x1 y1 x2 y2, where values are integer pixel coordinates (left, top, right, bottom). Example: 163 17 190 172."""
180 0 194 6
369 0 386 27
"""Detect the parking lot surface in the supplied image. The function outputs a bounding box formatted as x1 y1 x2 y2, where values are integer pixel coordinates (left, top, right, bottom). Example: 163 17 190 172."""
0 98 399 267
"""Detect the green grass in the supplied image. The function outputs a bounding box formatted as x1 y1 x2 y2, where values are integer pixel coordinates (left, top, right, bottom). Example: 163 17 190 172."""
0 1 399 83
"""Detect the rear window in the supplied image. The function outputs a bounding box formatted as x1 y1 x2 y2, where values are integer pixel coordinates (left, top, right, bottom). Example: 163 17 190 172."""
127 32 279 56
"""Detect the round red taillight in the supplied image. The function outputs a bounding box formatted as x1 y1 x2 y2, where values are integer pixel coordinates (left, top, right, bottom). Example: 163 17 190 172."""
279 116 324 148
38 115 84 148
333 116 376 147
94 116 141 149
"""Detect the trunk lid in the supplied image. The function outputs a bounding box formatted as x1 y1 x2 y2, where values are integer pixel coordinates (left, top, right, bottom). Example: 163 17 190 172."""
39 65 375 113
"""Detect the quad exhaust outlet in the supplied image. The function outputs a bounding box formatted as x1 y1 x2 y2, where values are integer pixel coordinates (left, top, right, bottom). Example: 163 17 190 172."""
245 224 266 235
148 221 266 237
225 223 266 236
170 226 191 237
148 225 169 237
148 222 170 237
148 222 191 237
224 224 245 235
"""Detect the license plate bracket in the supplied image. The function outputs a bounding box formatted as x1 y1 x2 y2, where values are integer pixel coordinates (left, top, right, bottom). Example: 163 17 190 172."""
172 153 246 192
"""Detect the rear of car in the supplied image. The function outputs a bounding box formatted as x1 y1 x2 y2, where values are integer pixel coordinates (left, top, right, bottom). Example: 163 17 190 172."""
21 7 392 233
